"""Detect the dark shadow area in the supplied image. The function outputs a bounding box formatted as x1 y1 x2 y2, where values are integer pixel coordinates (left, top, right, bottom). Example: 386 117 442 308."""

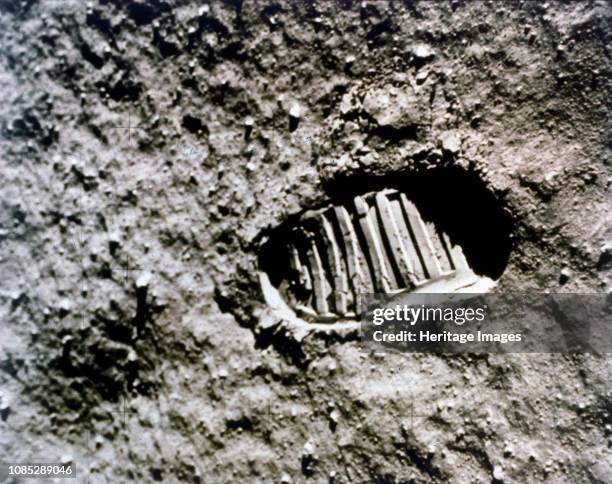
182 114 207 135
371 123 419 143
400 167 514 279
320 167 514 280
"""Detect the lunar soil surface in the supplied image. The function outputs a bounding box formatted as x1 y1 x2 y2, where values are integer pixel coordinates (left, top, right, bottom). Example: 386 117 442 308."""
1 0 611 482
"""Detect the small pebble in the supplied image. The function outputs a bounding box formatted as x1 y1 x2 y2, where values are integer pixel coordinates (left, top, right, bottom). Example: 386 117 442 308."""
59 298 72 311
108 231 120 244
413 44 435 61
559 267 571 284
0 392 10 411
440 131 461 154
303 441 314 456
289 103 301 119
60 454 73 465
329 409 340 424
136 271 151 289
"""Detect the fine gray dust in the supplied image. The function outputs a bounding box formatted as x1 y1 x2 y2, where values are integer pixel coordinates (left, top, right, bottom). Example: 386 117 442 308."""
0 1 611 483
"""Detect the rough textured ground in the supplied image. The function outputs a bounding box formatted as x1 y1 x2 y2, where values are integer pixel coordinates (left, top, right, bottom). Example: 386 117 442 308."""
1 0 611 482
